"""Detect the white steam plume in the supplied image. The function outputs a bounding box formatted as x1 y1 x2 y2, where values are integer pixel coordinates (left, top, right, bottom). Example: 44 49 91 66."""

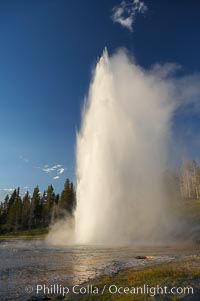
47 49 200 246
75 48 200 245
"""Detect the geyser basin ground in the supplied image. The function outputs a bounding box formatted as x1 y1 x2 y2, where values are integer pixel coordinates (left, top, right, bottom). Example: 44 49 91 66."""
0 239 199 301
67 253 200 301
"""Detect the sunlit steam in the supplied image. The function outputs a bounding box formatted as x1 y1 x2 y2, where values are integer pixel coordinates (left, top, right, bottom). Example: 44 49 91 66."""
47 49 200 246
75 49 176 245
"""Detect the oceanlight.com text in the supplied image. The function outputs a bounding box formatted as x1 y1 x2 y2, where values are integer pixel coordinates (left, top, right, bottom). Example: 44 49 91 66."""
25 283 194 297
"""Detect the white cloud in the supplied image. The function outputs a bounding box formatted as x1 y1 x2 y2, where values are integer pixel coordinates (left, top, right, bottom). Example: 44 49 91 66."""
0 188 14 192
40 163 65 178
58 168 65 174
42 166 55 173
52 164 62 169
42 164 62 173
111 0 148 32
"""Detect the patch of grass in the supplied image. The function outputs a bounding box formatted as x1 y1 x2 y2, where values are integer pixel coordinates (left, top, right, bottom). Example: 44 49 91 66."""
174 199 200 222
65 256 200 301
0 227 48 238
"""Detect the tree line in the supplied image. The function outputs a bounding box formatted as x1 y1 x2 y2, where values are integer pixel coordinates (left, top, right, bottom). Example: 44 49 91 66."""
180 160 200 199
0 178 76 233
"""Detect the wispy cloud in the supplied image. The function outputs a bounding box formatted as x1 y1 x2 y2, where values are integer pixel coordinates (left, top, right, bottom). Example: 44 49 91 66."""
19 155 29 163
0 188 14 192
42 164 62 173
19 154 67 181
58 168 65 174
0 187 30 193
40 163 65 180
111 0 148 32
24 158 66 181
0 187 35 201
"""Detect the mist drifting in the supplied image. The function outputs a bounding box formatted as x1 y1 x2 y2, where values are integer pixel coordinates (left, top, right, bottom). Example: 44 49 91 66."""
75 49 176 245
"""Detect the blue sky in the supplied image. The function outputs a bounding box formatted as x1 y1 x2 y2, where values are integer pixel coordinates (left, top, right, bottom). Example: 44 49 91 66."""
0 0 200 200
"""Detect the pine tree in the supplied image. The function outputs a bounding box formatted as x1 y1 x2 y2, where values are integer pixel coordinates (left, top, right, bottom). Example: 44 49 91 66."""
51 193 60 222
30 186 42 228
7 189 17 230
60 179 76 215
69 182 76 214
60 179 71 212
0 195 9 226
13 194 22 231
45 185 55 224
0 203 3 225
7 188 22 231
21 192 31 229
0 179 76 233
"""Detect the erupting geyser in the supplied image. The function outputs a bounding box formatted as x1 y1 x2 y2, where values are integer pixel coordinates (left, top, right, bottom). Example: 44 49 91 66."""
75 49 175 245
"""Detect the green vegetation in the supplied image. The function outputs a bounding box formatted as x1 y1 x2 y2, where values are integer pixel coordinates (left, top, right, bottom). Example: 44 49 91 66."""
65 256 200 301
0 227 48 238
178 199 200 222
0 178 76 235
